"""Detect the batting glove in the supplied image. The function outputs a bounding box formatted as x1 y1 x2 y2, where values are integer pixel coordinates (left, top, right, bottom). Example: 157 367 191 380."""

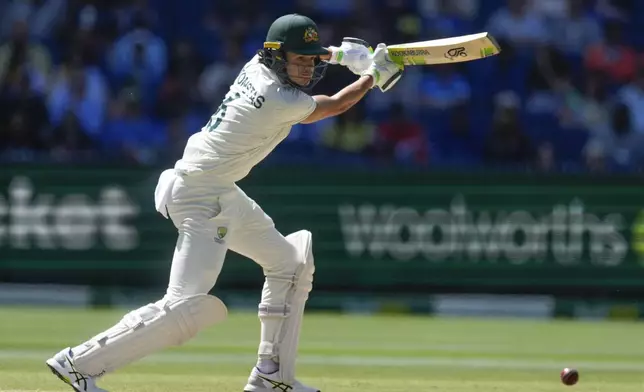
361 43 404 92
326 37 373 75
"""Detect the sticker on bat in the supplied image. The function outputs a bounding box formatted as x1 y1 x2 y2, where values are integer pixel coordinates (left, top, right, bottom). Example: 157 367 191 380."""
480 47 496 57
390 49 431 57
444 47 467 60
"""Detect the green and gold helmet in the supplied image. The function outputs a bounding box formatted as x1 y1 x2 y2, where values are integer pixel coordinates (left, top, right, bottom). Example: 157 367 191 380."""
259 14 328 91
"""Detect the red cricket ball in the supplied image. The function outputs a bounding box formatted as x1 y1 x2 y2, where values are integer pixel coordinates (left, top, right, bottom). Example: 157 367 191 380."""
560 368 579 386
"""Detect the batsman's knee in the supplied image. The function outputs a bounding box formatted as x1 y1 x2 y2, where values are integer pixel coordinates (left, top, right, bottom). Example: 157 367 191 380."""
285 229 315 292
259 230 315 318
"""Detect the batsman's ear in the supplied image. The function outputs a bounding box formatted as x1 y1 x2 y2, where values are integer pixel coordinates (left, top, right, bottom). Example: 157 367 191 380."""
319 48 332 62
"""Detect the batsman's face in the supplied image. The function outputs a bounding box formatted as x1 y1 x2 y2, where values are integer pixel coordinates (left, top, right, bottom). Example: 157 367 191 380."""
285 52 317 86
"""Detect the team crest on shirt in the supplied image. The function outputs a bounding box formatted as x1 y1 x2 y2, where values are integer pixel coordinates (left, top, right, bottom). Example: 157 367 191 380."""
303 27 319 43
215 226 228 243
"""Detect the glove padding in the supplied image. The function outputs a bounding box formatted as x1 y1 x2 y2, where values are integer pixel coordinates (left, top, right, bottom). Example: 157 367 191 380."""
361 43 404 93
326 37 373 75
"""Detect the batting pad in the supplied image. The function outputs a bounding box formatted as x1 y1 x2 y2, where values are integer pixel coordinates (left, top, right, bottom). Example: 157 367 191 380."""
72 294 227 377
258 230 314 384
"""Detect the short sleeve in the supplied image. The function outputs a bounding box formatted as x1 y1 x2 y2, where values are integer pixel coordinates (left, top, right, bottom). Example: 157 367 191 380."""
274 86 317 125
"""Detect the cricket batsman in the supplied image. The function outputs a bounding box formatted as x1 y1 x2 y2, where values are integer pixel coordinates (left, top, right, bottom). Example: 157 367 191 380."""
45 13 402 392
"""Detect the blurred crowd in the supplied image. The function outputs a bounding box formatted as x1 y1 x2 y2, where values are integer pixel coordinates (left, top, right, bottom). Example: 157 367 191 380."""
1 0 643 173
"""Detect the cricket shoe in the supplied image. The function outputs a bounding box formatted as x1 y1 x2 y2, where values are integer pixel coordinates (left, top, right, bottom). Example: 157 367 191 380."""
244 366 320 392
45 347 108 392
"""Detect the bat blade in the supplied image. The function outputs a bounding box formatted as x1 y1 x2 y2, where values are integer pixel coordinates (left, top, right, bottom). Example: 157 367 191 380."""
387 32 501 66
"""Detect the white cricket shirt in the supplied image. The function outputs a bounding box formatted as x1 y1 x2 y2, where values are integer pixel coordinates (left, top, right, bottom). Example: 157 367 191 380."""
174 55 317 182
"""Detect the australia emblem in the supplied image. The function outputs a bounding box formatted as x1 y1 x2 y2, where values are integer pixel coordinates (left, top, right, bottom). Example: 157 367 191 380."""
303 27 319 43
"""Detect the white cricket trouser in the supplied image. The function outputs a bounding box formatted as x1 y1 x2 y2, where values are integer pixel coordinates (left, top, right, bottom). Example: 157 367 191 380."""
63 169 306 379
156 169 314 384
155 169 300 301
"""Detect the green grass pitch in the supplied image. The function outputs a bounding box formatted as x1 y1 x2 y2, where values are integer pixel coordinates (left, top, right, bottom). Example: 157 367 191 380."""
1 306 643 391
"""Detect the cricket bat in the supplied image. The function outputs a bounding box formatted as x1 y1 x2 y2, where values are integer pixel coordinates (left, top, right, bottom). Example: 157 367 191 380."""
386 32 501 66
